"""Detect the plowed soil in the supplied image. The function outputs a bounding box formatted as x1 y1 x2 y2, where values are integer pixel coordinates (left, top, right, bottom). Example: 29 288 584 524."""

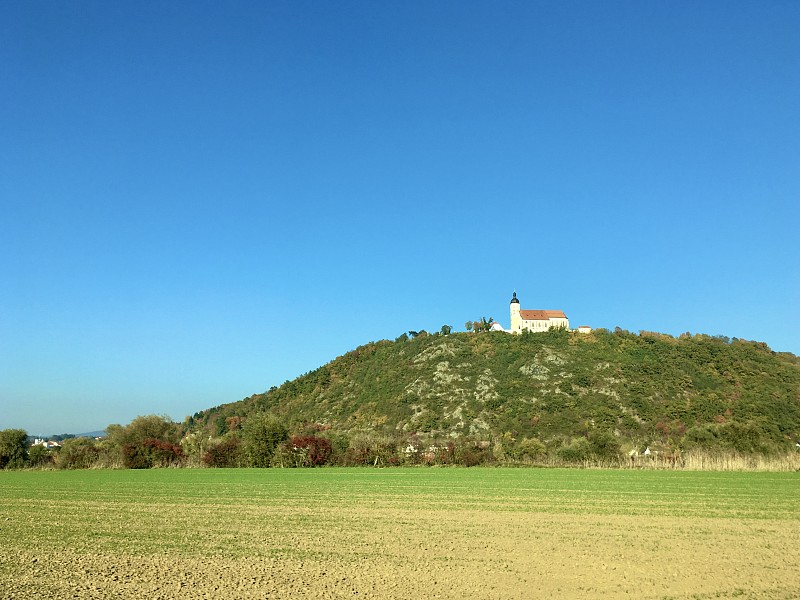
1 468 798 599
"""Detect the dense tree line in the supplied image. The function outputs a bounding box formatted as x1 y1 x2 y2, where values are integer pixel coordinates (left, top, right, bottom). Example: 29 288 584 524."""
4 414 624 470
4 413 798 471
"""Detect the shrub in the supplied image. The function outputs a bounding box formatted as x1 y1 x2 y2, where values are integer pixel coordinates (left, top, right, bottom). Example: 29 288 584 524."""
55 438 100 469
270 441 295 467
28 445 52 468
684 424 717 449
517 437 547 462
324 432 352 466
180 432 213 466
344 432 399 466
105 415 182 466
588 430 621 460
683 421 778 455
241 413 288 468
454 441 493 467
0 429 28 469
557 437 591 463
717 421 774 454
107 415 181 447
290 435 332 466
122 438 184 469
202 436 243 468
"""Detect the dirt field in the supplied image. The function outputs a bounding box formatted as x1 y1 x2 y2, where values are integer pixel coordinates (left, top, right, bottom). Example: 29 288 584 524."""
1 468 798 599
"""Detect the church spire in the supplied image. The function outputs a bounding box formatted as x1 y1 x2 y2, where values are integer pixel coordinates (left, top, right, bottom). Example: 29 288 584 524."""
510 291 521 333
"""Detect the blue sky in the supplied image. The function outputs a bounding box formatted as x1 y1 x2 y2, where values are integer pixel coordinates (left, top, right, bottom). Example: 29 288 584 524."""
2 1 798 435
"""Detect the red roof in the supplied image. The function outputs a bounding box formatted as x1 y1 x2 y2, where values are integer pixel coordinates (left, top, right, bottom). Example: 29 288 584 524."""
520 309 567 321
520 310 547 321
545 310 567 319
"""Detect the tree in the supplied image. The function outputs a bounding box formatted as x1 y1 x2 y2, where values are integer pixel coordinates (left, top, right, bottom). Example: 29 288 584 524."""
0 429 28 469
106 415 181 449
28 444 52 468
556 437 591 463
440 324 453 336
105 415 182 466
517 437 547 462
345 432 399 466
465 321 473 333
54 437 100 469
290 435 332 466
588 430 621 460
468 316 495 333
181 432 214 466
203 436 243 468
122 439 184 469
241 413 288 467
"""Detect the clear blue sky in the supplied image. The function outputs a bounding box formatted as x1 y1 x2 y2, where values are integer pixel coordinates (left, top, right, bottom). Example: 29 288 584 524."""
2 1 798 435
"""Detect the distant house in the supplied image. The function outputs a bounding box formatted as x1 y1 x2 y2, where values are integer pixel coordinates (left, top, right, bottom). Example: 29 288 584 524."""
577 325 592 334
509 292 569 333
32 439 61 449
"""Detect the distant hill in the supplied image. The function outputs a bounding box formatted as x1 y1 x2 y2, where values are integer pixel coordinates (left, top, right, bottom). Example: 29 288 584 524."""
31 430 107 441
190 329 800 454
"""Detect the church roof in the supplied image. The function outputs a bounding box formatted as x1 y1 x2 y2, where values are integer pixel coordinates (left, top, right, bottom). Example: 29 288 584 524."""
545 310 567 319
520 310 549 321
520 309 567 321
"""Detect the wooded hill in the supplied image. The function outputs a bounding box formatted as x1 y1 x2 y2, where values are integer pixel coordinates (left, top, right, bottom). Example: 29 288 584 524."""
190 329 800 456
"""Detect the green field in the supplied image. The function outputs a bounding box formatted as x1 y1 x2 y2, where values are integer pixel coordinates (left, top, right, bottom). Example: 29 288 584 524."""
1 468 799 598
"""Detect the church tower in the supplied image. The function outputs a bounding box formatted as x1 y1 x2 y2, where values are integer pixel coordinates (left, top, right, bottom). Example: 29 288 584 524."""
510 291 521 333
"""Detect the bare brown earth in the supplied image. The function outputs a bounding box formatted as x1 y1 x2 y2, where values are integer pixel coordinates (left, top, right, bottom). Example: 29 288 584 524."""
1 469 799 599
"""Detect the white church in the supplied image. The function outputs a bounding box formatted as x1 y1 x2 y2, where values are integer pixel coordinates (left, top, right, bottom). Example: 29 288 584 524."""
491 292 589 333
509 291 569 332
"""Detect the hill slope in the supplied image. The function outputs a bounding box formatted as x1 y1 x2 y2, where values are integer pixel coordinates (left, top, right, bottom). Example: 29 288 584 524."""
191 329 800 454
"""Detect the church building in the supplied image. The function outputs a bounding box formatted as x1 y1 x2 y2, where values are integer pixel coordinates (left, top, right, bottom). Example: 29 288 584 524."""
509 292 569 333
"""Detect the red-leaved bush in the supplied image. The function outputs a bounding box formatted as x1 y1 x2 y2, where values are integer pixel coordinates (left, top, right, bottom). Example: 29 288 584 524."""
202 436 242 468
123 438 184 469
291 435 332 466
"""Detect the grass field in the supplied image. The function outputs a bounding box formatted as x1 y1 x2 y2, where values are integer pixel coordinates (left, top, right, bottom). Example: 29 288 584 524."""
1 468 798 599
